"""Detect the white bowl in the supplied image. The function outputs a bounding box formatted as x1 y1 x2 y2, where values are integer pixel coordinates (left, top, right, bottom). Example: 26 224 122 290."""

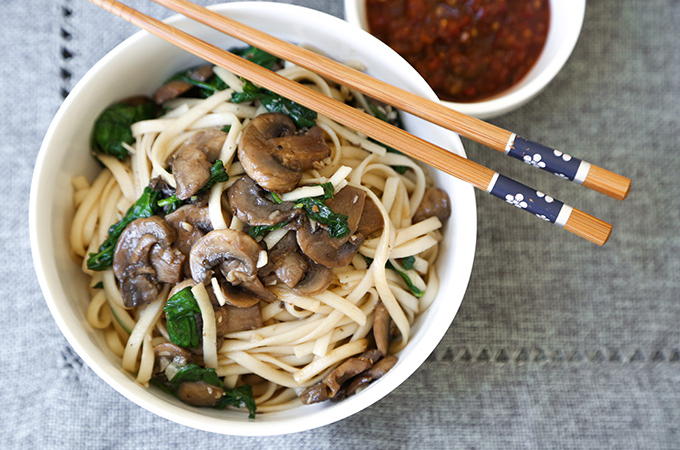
30 2 476 436
344 0 586 119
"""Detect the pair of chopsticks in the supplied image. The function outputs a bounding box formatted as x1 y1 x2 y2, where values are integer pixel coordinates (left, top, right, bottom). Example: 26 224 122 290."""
88 0 631 245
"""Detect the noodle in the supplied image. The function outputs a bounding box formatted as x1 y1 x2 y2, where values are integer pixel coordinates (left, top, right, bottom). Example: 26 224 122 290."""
70 58 449 416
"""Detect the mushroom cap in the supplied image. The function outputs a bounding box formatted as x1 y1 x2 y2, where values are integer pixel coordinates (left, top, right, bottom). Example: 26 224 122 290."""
171 130 227 200
296 222 364 268
190 229 260 284
177 381 225 407
237 113 330 193
356 196 384 237
293 260 333 296
113 216 185 308
167 278 197 299
189 228 275 302
413 186 451 224
215 303 263 335
325 185 366 233
227 175 303 227
165 205 214 277
217 282 262 308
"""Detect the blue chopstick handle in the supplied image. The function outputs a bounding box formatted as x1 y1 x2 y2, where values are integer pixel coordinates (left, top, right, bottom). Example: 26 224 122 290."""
488 174 572 227
507 135 590 183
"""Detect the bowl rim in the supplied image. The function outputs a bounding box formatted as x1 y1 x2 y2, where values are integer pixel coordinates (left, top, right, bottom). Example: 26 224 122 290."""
30 1 477 435
343 0 586 119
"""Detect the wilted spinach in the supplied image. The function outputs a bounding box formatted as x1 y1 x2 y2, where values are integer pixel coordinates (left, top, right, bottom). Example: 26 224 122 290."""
229 45 281 70
294 182 350 239
248 221 288 239
163 286 202 349
231 79 317 128
86 187 161 271
363 256 424 298
386 260 424 298
213 384 258 419
92 99 157 160
160 362 257 419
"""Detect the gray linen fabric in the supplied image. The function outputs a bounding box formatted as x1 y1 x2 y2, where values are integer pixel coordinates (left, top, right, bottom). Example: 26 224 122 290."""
2 0 679 448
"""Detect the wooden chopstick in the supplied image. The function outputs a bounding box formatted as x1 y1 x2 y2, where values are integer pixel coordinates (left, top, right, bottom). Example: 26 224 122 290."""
87 0 613 245
151 0 631 202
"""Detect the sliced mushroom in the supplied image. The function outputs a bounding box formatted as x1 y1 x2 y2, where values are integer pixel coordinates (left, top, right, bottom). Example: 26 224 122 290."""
113 217 185 308
325 186 366 233
238 113 330 193
168 278 197 299
293 261 333 296
215 303 263 335
227 175 303 226
153 65 214 104
301 349 387 404
343 355 398 398
258 230 332 294
296 220 364 268
325 356 373 396
413 187 451 224
372 301 391 356
218 282 263 308
189 229 276 303
177 380 225 407
153 343 192 380
171 130 227 200
153 342 225 407
356 196 384 237
300 383 330 405
295 186 367 268
326 349 382 396
165 205 214 277
259 231 308 288
366 354 398 379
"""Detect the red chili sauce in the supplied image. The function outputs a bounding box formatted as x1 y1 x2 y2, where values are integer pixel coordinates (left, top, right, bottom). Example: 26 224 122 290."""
366 0 550 103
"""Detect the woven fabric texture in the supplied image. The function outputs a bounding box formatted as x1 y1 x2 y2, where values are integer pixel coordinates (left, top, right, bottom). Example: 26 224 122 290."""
2 0 678 448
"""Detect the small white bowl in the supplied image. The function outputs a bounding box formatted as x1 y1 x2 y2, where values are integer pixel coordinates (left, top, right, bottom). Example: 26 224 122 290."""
30 1 476 435
344 0 586 119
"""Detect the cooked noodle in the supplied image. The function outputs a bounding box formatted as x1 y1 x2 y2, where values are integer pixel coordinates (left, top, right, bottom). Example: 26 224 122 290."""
71 61 447 415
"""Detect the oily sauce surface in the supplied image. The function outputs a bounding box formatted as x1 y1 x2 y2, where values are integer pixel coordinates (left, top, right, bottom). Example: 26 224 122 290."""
366 0 550 102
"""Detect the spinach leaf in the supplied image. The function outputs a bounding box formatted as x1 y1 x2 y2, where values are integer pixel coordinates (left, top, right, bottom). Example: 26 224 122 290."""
248 221 288 239
163 286 202 349
319 181 335 199
400 256 416 271
163 65 227 98
92 99 157 160
386 260 424 298
231 79 317 128
168 362 223 390
294 183 350 239
156 194 182 214
203 159 230 190
214 384 257 419
365 256 424 298
258 94 317 128
158 362 258 418
229 45 281 70
86 187 161 271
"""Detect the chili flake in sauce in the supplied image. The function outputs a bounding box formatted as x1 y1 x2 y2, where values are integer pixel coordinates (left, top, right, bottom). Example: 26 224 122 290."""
366 0 550 103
